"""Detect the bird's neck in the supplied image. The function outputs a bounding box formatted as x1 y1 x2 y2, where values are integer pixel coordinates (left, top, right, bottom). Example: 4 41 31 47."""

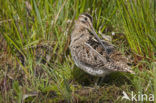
71 25 91 45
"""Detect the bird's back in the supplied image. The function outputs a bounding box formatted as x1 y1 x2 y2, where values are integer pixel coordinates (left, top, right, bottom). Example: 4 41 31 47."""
70 30 134 76
70 14 134 77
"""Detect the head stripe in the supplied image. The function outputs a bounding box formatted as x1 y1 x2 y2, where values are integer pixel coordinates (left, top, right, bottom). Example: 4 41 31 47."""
81 13 93 22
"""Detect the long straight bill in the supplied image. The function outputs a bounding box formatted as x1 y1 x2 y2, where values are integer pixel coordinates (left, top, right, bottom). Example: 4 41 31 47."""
88 27 108 54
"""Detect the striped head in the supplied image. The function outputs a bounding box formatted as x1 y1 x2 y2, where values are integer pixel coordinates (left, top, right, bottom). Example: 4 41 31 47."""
75 13 109 54
76 13 93 31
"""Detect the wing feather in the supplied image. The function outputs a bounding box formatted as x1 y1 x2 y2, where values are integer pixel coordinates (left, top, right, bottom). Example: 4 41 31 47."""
72 37 134 73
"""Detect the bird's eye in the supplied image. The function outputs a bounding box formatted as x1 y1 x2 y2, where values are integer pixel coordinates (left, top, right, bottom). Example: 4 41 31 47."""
84 17 87 21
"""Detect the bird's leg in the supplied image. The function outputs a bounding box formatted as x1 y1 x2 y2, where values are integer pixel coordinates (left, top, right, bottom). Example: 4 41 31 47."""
94 76 105 86
98 77 105 85
94 77 100 87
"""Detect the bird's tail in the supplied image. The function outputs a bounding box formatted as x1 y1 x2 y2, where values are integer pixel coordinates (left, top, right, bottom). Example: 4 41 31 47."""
109 62 135 74
124 66 135 74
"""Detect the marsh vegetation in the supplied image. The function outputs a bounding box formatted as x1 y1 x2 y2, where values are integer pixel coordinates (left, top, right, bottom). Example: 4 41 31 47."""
0 0 155 102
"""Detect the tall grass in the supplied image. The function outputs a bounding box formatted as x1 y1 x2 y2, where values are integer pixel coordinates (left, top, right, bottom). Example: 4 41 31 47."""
0 0 155 102
117 0 155 60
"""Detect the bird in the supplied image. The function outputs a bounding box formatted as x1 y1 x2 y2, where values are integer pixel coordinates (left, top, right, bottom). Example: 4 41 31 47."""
69 13 135 77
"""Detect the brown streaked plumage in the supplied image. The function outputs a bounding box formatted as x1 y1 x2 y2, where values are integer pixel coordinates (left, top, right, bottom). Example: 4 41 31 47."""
70 13 135 77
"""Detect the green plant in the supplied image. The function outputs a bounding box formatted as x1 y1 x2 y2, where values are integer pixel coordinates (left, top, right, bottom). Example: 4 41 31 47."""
117 0 155 61
0 0 155 102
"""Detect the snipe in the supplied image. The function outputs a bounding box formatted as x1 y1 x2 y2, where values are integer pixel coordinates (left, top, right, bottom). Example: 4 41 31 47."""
70 13 135 77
